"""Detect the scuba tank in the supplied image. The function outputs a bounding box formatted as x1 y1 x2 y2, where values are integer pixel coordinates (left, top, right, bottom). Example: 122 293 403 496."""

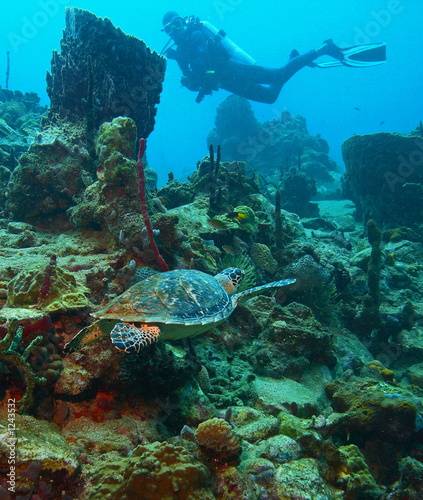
201 20 256 65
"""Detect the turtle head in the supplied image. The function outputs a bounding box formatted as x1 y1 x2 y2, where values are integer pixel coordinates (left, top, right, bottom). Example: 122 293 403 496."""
214 267 245 295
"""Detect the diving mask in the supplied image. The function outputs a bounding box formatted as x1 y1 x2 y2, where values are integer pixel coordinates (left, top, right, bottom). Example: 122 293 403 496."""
162 16 185 35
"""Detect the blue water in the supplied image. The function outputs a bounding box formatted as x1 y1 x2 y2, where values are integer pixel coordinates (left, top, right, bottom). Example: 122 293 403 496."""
2 0 422 185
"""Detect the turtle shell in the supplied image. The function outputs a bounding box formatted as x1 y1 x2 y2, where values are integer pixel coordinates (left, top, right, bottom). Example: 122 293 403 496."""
94 269 234 329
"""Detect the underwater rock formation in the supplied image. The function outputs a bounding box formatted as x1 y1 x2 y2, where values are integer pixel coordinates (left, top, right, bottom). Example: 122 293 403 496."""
342 132 423 227
46 7 165 139
207 94 260 158
208 99 341 199
187 149 261 217
69 117 142 235
323 442 385 498
279 166 318 217
1 11 423 495
325 376 423 481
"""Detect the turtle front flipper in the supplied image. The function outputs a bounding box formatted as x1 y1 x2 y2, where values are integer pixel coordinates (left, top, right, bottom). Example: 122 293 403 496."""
110 323 161 353
231 278 296 307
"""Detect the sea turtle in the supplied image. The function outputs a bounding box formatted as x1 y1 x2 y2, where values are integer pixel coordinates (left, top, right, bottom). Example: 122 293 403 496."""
64 267 295 354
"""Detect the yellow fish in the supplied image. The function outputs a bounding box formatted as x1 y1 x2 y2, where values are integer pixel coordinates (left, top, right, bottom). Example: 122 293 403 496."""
226 211 248 220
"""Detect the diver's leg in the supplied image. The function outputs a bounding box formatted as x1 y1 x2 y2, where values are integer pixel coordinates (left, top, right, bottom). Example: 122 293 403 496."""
219 51 319 104
223 50 317 85
277 50 320 81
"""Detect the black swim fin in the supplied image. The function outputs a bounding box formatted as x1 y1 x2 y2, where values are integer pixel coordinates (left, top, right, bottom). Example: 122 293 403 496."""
315 39 386 68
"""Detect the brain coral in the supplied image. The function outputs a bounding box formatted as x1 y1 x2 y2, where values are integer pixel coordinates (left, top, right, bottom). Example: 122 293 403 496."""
195 417 241 463
250 242 278 274
6 262 89 313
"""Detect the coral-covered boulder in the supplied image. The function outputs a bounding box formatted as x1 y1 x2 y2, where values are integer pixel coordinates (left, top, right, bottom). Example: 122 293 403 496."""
6 138 92 226
342 133 423 227
68 117 146 244
87 441 214 500
325 377 423 442
195 417 241 463
0 415 80 498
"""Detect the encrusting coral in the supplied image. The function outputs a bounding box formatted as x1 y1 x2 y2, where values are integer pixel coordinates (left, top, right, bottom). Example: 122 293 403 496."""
6 255 90 313
0 317 62 413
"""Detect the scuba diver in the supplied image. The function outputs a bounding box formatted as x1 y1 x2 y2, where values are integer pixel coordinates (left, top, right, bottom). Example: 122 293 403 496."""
161 11 386 104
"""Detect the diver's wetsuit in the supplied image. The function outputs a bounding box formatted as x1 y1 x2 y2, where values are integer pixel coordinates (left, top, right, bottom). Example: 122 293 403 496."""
166 20 318 104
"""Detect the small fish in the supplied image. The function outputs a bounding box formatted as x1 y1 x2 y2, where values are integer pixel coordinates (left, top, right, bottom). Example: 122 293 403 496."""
379 120 385 125
207 219 227 231
354 107 361 111
222 245 236 255
226 211 248 220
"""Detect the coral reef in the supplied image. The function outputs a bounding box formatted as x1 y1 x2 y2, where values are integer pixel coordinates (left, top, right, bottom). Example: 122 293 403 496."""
207 94 260 159
0 10 422 498
68 117 177 272
325 376 423 483
5 7 165 229
279 167 319 217
187 152 261 217
69 117 142 235
250 242 278 274
323 442 385 498
355 219 383 333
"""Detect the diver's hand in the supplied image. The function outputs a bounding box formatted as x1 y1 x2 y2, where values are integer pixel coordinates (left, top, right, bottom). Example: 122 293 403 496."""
196 88 207 103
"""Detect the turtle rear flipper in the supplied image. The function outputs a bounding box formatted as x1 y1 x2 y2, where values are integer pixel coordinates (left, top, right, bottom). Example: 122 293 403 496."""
110 323 161 353
64 319 116 354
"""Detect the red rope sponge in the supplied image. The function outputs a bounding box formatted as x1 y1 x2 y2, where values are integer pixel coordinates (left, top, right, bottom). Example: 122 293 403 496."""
136 138 169 272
